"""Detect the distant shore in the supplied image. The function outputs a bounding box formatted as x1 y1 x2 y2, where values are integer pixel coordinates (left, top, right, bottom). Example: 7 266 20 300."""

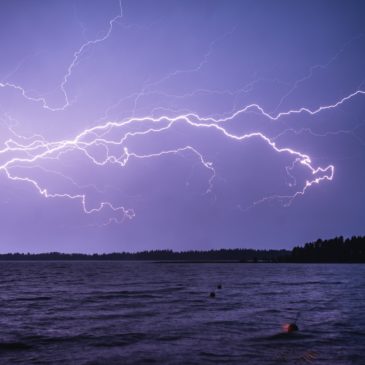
0 235 364 263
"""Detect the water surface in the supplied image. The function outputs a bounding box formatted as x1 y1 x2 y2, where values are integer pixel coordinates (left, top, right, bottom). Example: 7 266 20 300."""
0 262 364 364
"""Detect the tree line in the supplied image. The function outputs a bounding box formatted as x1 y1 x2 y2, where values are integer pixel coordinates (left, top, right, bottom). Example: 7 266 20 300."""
279 235 365 263
0 248 287 261
0 236 363 262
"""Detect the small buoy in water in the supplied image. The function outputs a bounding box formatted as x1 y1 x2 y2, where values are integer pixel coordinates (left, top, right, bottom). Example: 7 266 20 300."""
209 291 216 298
283 323 299 333
217 284 222 289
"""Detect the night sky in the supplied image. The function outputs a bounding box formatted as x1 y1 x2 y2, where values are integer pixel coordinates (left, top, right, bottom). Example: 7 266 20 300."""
0 0 364 253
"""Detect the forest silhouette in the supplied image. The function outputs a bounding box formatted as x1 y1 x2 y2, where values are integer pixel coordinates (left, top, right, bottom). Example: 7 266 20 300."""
0 236 363 262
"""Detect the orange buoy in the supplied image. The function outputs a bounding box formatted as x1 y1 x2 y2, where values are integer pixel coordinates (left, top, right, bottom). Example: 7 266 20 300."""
282 323 299 333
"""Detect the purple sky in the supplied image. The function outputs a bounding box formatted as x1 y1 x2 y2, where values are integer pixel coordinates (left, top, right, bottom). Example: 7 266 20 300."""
0 0 364 253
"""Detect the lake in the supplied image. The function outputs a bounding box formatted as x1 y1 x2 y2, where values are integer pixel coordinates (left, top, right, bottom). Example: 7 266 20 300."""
0 262 364 364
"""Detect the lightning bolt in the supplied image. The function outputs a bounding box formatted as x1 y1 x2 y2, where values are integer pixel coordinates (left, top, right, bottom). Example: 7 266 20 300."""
272 123 365 148
1 1 364 226
3 88 365 223
273 34 365 113
0 0 123 111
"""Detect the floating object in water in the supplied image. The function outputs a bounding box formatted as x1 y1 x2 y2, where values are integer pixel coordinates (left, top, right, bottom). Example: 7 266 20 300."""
283 323 299 333
209 291 216 298
217 284 222 289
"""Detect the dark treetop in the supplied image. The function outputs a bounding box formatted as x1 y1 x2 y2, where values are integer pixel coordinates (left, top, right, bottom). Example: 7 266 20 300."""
279 235 365 263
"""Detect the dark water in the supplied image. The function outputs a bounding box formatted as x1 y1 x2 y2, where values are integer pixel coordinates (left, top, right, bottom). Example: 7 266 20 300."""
0 262 364 364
